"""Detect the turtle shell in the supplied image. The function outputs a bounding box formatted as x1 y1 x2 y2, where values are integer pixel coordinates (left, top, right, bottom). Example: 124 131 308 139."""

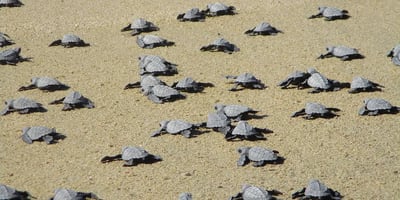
0 0 23 6
121 146 149 160
242 185 273 200
248 146 278 162
53 188 79 200
0 33 13 47
165 120 193 134
232 121 258 136
304 179 331 198
174 77 197 89
350 77 374 89
330 46 359 57
235 73 260 83
207 2 232 13
136 35 166 47
364 98 393 111
23 126 54 140
61 34 82 44
63 91 86 104
216 104 254 118
206 111 229 128
151 85 180 98
181 8 203 20
32 77 64 88
178 192 192 200
139 55 176 75
140 75 165 90
320 7 346 18
131 18 157 29
0 184 18 199
0 47 20 61
305 102 329 115
307 72 331 89
10 97 42 110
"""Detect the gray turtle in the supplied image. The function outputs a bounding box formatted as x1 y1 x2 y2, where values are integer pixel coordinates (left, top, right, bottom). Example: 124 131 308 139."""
226 121 272 141
0 47 30 65
200 38 239 54
49 34 89 48
206 111 231 134
138 55 178 76
151 120 203 138
179 192 192 200
21 126 63 144
277 70 311 89
144 85 185 104
309 6 349 21
318 45 363 61
172 77 213 93
177 8 206 22
0 184 32 200
49 91 94 111
244 22 283 36
237 146 281 167
214 104 259 121
0 0 23 7
292 179 341 200
230 184 282 200
124 74 167 92
18 77 69 92
359 98 400 116
0 97 45 115
202 2 236 16
0 32 14 47
101 146 162 166
121 18 159 36
304 68 342 93
225 73 265 91
50 188 100 200
348 76 383 93
387 44 400 66
291 102 340 119
136 35 175 49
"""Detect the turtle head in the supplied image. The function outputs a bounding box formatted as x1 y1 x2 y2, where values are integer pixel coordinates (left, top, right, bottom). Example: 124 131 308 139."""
326 46 335 53
31 77 40 84
159 120 169 129
214 104 225 112
307 68 318 74
237 147 250 155
318 6 327 12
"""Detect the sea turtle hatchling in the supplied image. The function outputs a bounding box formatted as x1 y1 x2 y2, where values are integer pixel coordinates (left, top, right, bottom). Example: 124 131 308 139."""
244 22 283 36
214 104 259 121
226 121 272 141
0 32 14 47
277 70 311 89
151 120 204 138
124 74 166 92
225 73 265 91
143 85 185 104
177 8 206 22
172 77 214 93
304 68 343 93
202 2 236 16
18 77 69 92
121 18 159 36
0 47 30 65
229 184 282 200
317 45 363 61
138 55 178 76
200 38 239 54
359 98 400 116
206 111 231 134
101 146 162 166
0 97 45 115
136 35 175 49
292 179 341 200
291 102 340 119
0 0 23 7
0 184 32 200
21 126 64 144
387 44 400 66
49 34 90 48
308 6 349 21
50 188 100 200
236 146 281 167
49 91 94 111
348 76 383 93
179 192 192 200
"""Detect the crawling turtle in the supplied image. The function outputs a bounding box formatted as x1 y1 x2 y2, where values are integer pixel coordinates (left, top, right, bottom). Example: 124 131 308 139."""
304 68 342 93
49 91 94 111
318 45 363 61
202 2 236 16
226 121 272 141
244 22 283 36
0 0 23 7
237 146 281 167
177 8 205 22
200 38 239 54
151 120 203 138
214 104 259 121
359 98 400 116
172 77 213 93
144 85 185 104
124 74 166 91
0 47 30 65
101 146 162 166
230 184 282 200
225 73 265 91
291 102 340 119
49 34 89 48
18 77 69 92
348 76 383 93
121 18 159 36
387 44 400 66
277 70 311 89
309 6 349 21
138 55 178 76
21 126 63 144
0 32 14 47
50 188 100 200
0 184 32 200
0 97 45 115
179 192 192 200
292 179 341 200
206 111 231 134
136 35 174 49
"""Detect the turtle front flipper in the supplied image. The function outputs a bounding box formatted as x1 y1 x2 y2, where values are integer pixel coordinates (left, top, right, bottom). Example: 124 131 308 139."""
358 107 368 116
252 160 266 167
291 109 306 117
200 45 215 52
237 154 248 166
18 84 37 91
49 40 62 47
62 104 74 111
229 83 240 91
121 24 132 32
291 188 306 199
49 97 65 105
0 106 10 115
100 154 122 163
124 81 141 90
150 129 163 137
147 94 163 104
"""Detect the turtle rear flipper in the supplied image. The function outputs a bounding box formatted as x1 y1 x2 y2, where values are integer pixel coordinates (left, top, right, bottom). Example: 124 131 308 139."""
42 135 54 144
49 40 62 46
181 130 192 138
101 154 123 163
252 160 266 167
84 100 95 109
77 192 100 200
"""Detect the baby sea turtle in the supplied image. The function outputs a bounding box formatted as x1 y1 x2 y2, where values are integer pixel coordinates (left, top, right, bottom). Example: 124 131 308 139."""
0 47 30 65
0 0 23 7
50 188 100 200
292 179 341 200
0 32 14 47
21 126 64 144
179 192 192 200
200 38 239 54
317 45 363 61
144 85 185 104
124 74 167 93
0 97 45 115
121 18 159 36
348 76 383 93
202 2 236 16
49 91 94 111
49 34 89 48
206 111 231 134
0 184 32 200
277 70 311 89
214 104 259 121
101 146 162 166
237 146 281 167
138 55 178 76
177 8 205 22
151 120 203 138
226 121 272 141
244 22 283 36
225 73 265 91
359 98 400 116
136 35 174 49
18 77 69 92
172 77 213 93
229 184 282 200
304 68 342 93
387 44 400 66
291 102 340 119
308 6 349 21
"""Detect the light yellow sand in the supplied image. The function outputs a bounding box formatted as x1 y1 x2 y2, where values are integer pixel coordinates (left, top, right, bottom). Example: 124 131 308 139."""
1 0 400 199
